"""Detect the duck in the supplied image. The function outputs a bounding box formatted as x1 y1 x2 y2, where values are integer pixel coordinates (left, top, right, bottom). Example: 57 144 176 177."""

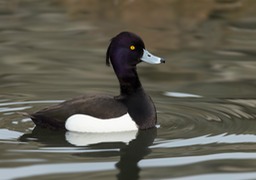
28 31 165 133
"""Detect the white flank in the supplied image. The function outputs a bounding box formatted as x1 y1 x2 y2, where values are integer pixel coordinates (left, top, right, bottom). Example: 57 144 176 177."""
65 113 138 133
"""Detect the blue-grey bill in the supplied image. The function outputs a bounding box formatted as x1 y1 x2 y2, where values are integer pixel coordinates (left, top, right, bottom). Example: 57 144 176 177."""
141 49 165 64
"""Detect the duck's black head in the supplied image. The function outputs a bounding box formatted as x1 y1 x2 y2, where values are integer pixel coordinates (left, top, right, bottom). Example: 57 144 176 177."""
106 32 144 68
106 32 164 95
106 32 164 77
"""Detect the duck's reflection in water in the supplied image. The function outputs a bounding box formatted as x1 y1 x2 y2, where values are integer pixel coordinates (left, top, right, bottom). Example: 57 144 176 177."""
116 128 157 180
67 127 157 180
19 127 157 179
65 130 138 146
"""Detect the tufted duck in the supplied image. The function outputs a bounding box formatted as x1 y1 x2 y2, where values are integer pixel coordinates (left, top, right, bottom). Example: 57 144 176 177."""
28 32 165 133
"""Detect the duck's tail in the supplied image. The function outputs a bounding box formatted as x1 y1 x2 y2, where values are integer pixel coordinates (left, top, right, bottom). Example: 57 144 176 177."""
16 112 33 118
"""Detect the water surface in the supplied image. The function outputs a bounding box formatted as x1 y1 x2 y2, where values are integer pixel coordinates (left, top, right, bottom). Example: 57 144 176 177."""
1 0 256 179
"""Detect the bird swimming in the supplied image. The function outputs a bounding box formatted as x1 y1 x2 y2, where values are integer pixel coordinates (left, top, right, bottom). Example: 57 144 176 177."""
28 31 165 133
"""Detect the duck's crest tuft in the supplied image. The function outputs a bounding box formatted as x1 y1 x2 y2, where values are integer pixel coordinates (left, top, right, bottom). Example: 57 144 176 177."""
106 38 113 66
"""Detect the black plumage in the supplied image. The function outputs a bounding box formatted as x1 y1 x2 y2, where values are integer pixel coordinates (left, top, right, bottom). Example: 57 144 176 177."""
29 32 164 131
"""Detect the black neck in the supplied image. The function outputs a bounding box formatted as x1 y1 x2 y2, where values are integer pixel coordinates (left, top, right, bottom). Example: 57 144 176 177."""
116 68 142 96
114 67 157 129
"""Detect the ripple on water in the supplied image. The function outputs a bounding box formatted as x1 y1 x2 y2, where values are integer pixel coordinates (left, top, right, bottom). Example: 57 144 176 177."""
0 129 23 142
0 162 116 180
153 133 256 149
161 93 256 122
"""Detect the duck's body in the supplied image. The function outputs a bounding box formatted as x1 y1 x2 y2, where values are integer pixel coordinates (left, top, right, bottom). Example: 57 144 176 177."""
29 32 164 133
31 89 156 132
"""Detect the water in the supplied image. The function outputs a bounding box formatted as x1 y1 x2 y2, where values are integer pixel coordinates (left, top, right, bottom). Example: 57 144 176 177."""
1 0 256 179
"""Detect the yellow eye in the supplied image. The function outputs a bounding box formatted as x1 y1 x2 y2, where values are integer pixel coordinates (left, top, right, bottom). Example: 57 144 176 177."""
130 45 135 50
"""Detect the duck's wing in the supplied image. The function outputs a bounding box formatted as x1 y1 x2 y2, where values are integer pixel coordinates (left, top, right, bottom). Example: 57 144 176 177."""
30 95 127 130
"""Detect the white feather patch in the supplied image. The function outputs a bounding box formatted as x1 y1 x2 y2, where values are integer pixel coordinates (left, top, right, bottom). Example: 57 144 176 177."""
65 113 138 133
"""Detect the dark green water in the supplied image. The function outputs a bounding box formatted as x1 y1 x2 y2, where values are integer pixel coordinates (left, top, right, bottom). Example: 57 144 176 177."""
1 0 256 179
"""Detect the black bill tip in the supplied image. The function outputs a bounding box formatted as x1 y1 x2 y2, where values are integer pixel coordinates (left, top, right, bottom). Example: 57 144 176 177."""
160 58 165 63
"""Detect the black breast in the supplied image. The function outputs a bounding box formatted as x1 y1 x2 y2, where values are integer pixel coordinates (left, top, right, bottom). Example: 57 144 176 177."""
123 88 157 129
